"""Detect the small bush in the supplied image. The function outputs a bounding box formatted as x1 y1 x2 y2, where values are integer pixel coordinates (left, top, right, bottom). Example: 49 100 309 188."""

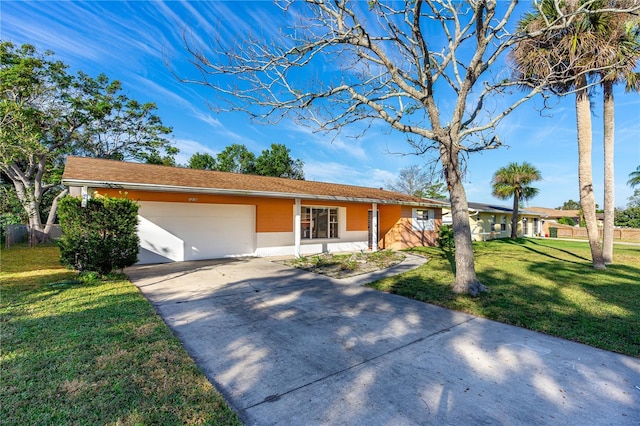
57 195 139 275
436 224 455 250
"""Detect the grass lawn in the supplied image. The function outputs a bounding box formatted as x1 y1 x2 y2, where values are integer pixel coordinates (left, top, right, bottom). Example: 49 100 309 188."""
369 238 640 357
1 244 241 425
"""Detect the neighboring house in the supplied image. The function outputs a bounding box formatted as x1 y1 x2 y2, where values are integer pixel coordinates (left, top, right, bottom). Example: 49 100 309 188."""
443 202 544 241
61 156 447 264
528 207 579 236
527 207 605 236
527 207 580 229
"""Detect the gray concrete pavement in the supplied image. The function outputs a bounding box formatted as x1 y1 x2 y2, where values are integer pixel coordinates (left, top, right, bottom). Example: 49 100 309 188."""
126 255 640 425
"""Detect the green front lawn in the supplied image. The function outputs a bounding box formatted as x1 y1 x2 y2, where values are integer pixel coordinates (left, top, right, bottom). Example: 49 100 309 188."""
369 238 640 357
0 244 241 425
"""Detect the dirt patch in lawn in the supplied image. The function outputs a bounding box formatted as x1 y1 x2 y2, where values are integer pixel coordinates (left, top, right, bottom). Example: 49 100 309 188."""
284 250 406 279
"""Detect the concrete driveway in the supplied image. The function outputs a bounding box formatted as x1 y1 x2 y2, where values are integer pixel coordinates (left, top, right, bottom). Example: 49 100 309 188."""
127 256 640 425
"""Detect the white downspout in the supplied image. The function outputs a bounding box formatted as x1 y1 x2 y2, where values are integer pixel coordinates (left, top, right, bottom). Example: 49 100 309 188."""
372 202 378 252
294 198 301 258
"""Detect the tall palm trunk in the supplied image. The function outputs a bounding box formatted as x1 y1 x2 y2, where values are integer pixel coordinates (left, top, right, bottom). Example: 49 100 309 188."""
575 76 606 269
510 193 520 238
602 80 615 264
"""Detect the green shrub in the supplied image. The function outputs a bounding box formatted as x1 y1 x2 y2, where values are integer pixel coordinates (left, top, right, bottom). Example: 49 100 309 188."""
615 206 640 228
557 216 575 226
436 224 455 250
0 213 23 240
57 195 139 275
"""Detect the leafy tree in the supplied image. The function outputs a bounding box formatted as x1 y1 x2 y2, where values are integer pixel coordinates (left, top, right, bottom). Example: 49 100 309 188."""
188 152 217 170
255 143 304 180
557 200 582 210
557 217 576 226
627 189 640 208
188 144 305 178
213 144 256 174
629 166 640 188
145 147 179 166
57 195 139 275
614 206 640 228
1 174 25 219
0 175 24 239
0 42 175 237
387 165 447 200
491 162 542 239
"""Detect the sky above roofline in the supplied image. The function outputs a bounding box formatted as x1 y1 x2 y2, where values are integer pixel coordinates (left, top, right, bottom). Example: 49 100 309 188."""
3 1 639 210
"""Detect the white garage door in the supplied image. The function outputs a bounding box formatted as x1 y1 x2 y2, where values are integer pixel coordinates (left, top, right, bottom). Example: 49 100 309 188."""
137 201 255 264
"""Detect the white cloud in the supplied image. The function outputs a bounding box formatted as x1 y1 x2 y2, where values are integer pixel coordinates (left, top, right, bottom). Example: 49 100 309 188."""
191 109 222 128
130 75 193 107
304 161 395 188
282 122 369 161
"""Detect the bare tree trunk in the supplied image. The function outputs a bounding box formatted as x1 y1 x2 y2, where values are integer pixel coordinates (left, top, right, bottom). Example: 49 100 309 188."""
441 144 487 296
575 77 605 269
511 194 520 239
602 80 614 264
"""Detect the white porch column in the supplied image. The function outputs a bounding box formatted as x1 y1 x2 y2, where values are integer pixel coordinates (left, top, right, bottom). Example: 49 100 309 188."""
372 202 378 252
294 198 301 258
81 186 89 207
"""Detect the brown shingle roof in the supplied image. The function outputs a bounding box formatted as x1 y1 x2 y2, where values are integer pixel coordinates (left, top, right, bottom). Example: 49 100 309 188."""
528 207 580 219
62 156 447 206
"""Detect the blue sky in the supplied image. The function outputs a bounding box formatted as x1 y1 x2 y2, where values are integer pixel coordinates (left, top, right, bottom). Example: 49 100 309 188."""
3 0 639 208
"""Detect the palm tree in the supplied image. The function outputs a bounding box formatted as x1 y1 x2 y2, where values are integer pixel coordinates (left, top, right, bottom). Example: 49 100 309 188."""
509 0 637 269
491 162 542 239
629 166 640 188
600 12 640 265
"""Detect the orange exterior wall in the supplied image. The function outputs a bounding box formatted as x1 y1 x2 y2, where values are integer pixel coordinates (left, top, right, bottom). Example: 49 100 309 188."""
378 205 440 250
96 189 293 233
95 188 439 249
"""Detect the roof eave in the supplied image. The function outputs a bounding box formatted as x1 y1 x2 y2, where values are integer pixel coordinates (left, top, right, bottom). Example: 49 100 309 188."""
62 179 445 207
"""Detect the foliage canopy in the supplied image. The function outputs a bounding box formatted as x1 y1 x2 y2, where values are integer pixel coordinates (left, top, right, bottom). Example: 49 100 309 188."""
188 143 304 179
0 41 176 235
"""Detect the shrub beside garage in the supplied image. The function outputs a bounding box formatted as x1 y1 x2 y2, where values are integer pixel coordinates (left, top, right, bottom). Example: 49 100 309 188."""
58 195 139 275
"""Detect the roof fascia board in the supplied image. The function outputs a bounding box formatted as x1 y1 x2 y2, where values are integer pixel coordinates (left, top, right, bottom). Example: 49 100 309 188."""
62 179 447 207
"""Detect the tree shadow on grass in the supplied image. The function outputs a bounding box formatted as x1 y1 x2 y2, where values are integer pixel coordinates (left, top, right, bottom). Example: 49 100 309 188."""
439 246 456 274
387 241 640 357
489 238 591 263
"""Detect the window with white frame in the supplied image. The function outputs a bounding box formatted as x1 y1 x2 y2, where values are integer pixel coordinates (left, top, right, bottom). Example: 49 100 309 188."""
301 207 339 239
500 215 507 231
412 208 435 231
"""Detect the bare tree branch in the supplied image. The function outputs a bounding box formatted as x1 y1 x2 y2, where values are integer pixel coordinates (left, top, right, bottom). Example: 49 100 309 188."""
173 0 638 294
